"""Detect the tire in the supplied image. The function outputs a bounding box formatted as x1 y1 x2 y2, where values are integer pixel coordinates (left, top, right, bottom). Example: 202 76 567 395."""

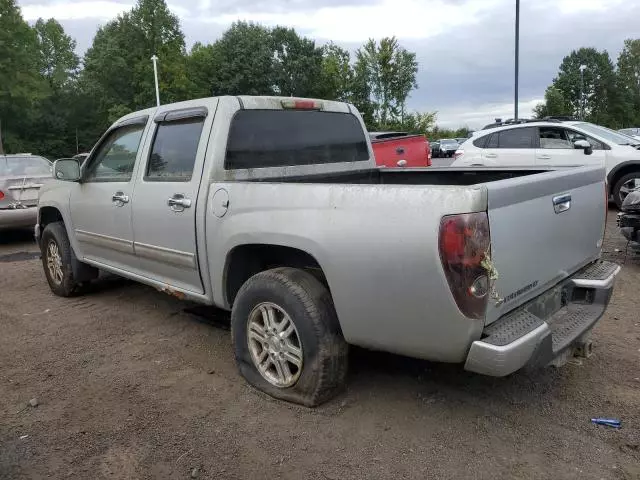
613 171 640 209
41 222 81 297
231 267 348 407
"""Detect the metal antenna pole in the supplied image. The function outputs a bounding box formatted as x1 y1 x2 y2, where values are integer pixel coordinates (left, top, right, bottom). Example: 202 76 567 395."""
151 55 160 107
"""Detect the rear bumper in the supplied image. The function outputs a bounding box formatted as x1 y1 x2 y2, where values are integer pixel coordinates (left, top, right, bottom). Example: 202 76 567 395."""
464 260 620 377
0 207 37 230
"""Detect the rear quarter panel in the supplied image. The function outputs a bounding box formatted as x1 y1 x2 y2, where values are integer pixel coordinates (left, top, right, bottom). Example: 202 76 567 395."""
207 181 488 363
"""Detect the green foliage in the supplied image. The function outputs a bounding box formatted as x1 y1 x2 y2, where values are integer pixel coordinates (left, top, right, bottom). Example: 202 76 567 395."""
34 18 79 90
615 39 640 127
0 0 48 153
320 43 353 101
355 37 418 128
1 0 423 157
533 85 571 118
208 22 276 96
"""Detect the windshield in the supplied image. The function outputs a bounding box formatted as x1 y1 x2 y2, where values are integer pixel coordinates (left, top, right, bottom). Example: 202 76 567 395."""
0 156 52 176
574 122 639 145
620 128 639 136
440 139 458 145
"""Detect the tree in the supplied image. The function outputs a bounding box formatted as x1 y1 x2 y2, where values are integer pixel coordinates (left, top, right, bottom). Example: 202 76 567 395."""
552 47 617 125
392 48 418 125
34 18 79 90
81 0 188 126
186 42 220 98
616 39 640 127
355 37 418 129
533 85 571 118
0 0 47 153
351 55 375 127
270 27 324 97
208 22 275 96
320 43 353 101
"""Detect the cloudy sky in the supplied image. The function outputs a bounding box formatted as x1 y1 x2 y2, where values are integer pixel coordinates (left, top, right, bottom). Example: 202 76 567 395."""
18 0 638 128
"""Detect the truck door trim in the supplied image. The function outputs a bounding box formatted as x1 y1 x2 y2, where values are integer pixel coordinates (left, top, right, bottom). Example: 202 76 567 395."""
75 229 133 254
133 241 196 269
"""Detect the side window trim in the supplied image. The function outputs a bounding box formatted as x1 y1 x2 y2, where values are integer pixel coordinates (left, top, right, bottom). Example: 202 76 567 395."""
115 115 149 128
154 107 208 124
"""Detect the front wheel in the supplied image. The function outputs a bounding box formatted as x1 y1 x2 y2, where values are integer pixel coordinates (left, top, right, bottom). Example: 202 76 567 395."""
231 267 348 407
613 172 640 209
41 222 81 297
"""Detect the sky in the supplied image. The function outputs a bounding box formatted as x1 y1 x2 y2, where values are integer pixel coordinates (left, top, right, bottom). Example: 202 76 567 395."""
17 0 639 129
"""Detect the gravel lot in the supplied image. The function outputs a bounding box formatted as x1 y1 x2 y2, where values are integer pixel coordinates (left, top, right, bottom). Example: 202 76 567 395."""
1 212 639 480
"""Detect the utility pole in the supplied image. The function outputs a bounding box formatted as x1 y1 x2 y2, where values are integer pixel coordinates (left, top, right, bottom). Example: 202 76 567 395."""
579 64 586 120
151 55 160 107
514 0 520 121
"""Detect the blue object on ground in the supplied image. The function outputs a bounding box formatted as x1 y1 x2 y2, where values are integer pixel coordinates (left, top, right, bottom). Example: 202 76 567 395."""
591 418 621 428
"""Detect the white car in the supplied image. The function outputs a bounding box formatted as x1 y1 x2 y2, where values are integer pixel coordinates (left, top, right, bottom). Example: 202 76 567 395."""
452 119 640 207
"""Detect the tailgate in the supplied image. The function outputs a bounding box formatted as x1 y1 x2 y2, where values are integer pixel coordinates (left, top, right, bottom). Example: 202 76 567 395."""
484 166 606 325
372 135 429 168
0 176 49 208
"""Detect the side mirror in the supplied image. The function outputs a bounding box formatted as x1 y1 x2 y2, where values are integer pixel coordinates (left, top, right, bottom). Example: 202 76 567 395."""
53 158 81 181
574 139 593 156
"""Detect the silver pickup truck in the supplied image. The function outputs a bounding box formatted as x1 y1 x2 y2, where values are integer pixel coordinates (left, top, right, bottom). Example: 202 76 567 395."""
37 96 619 406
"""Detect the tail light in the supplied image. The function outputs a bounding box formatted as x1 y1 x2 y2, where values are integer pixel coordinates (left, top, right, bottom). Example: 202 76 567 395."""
439 213 491 319
0 190 4 200
426 143 432 166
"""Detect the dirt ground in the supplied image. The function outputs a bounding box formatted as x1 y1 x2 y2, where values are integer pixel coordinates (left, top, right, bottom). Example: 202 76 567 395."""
1 212 639 480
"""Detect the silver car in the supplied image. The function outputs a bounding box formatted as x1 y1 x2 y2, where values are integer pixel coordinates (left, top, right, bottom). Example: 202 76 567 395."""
0 154 52 231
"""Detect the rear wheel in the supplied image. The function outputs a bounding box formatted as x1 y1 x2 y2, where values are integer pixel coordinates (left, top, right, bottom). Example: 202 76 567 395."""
41 222 81 297
231 267 348 407
613 172 640 209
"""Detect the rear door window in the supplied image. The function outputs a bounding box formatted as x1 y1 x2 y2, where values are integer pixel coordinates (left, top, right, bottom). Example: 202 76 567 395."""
225 110 369 169
497 127 535 148
145 118 205 181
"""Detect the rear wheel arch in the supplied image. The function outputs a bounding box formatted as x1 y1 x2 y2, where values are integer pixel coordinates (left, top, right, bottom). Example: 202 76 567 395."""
223 243 331 305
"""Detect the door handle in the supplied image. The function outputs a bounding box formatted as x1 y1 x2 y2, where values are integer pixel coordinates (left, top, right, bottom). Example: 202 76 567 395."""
537 154 551 160
485 153 498 159
112 192 129 205
167 194 192 212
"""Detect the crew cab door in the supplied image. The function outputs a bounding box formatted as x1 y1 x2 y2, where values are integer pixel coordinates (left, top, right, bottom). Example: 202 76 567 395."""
69 117 149 271
130 101 217 294
481 127 536 166
535 126 606 168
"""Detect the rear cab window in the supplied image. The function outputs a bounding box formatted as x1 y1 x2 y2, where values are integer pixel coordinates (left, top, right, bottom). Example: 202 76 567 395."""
225 110 369 170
